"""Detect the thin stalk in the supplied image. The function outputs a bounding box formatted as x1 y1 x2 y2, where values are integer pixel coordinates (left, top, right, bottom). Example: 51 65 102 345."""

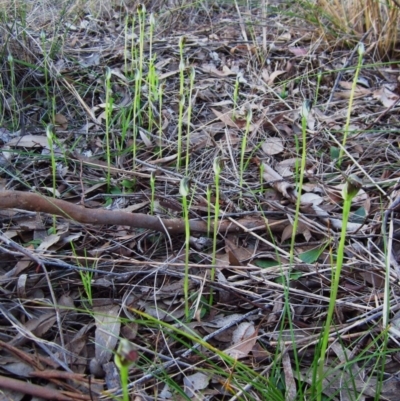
46 124 57 230
289 100 311 264
104 67 113 192
232 76 240 121
147 13 157 135
158 83 164 158
338 43 364 165
239 108 252 190
315 70 322 105
259 162 265 195
210 157 222 306
185 67 195 174
7 54 18 130
150 171 156 215
177 36 186 169
206 184 212 234
317 174 362 400
180 177 191 320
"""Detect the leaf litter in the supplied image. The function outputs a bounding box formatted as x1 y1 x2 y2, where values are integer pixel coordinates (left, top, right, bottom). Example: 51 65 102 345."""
0 0 400 400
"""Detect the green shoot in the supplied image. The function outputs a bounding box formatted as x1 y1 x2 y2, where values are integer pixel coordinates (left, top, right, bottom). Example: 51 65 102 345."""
338 42 364 165
177 36 186 169
239 107 252 189
210 157 222 306
46 124 57 229
179 177 191 320
150 171 156 215
206 184 212 234
317 174 362 400
7 54 18 130
232 76 240 121
315 69 322 105
185 67 195 174
104 67 113 192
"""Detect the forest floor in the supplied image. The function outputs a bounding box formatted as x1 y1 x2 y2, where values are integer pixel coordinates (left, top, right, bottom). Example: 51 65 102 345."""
1 1 400 400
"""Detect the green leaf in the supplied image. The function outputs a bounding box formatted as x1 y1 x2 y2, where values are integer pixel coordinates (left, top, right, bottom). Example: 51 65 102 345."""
111 186 122 195
254 259 280 268
299 246 325 263
122 179 134 190
350 206 366 223
330 146 340 160
275 271 302 284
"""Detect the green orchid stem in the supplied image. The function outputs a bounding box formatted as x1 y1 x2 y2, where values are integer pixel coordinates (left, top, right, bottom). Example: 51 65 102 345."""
150 172 156 215
210 158 222 306
180 178 191 320
317 175 361 400
289 103 309 265
177 37 186 170
183 195 190 320
120 365 129 401
338 43 364 166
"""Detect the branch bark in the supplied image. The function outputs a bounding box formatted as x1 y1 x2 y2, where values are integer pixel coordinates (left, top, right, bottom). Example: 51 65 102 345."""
0 191 284 235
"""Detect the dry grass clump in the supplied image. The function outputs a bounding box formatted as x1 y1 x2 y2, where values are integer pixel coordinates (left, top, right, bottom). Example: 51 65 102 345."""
310 0 399 57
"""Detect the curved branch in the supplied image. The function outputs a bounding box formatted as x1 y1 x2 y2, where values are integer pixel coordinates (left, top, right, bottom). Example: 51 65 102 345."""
0 191 283 235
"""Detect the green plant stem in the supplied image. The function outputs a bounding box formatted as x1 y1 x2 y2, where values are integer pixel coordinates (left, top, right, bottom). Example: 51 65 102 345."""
239 109 252 190
46 124 57 230
177 36 185 170
180 178 191 320
104 67 112 192
289 102 310 265
338 43 364 165
317 176 361 400
206 184 212 234
210 158 222 306
185 67 195 174
119 365 129 401
150 171 156 216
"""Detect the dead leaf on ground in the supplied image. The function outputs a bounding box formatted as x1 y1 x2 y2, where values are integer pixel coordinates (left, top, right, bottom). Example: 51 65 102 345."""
224 322 258 359
94 304 121 365
262 137 284 155
262 162 297 201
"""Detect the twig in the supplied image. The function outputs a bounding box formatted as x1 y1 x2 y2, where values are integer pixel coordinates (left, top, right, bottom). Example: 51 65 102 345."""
0 190 286 235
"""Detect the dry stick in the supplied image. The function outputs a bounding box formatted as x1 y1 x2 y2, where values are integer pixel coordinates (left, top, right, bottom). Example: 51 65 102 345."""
0 191 285 235
0 375 75 401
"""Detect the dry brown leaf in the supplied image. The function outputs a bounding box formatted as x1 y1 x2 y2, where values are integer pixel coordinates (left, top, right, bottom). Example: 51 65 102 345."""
262 69 286 86
7 135 59 148
36 234 61 251
282 348 297 401
373 86 400 107
335 82 371 98
183 372 210 398
262 163 296 201
200 63 236 77
94 304 121 365
225 236 252 266
262 137 284 155
54 114 68 130
288 47 309 56
281 221 312 242
224 322 258 359
211 108 240 129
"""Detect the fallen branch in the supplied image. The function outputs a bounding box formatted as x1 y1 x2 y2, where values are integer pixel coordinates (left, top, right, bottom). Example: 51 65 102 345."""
0 191 284 235
0 374 83 401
